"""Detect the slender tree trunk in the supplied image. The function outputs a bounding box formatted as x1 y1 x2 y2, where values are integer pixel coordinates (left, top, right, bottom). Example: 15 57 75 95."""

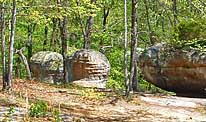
7 0 17 91
103 6 110 32
1 2 7 90
130 0 138 92
144 0 154 45
161 15 165 33
124 0 129 97
27 24 32 61
173 0 178 26
100 6 110 46
27 23 35 62
153 0 158 28
43 25 48 51
57 21 62 53
15 57 21 78
84 17 93 49
76 0 89 48
51 18 57 51
83 0 96 49
16 48 32 80
59 0 69 83
60 17 69 83
132 64 138 91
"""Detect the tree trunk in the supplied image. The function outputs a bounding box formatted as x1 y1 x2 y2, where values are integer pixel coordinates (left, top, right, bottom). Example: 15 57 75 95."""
124 0 129 97
59 0 69 83
144 0 154 45
16 47 32 80
160 15 165 33
1 2 7 90
57 20 61 52
84 17 93 49
130 0 138 92
43 25 48 51
60 17 69 83
27 23 35 62
173 0 178 26
15 57 21 78
132 64 138 91
103 6 110 32
7 0 17 91
83 0 96 49
50 18 57 51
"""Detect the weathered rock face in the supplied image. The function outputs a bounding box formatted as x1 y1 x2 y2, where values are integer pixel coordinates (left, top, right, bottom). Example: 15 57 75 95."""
67 49 110 88
139 43 206 97
30 51 63 83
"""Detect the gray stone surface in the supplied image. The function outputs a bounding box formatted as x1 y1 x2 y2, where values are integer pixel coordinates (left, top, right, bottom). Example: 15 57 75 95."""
30 51 63 84
0 106 74 121
139 43 206 96
67 49 110 88
0 106 25 122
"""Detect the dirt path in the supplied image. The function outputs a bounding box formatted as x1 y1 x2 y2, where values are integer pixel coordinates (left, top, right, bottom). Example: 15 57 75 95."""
1 79 206 122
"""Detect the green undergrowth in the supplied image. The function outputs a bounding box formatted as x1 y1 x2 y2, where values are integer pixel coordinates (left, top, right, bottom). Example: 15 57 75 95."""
52 81 174 100
28 99 62 121
169 39 206 51
169 18 206 51
81 89 106 100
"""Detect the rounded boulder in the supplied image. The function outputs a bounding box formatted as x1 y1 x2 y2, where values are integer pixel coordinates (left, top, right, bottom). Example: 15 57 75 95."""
30 51 63 83
67 49 110 88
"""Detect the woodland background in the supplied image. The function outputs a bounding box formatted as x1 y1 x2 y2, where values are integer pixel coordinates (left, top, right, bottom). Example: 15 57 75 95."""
0 0 206 92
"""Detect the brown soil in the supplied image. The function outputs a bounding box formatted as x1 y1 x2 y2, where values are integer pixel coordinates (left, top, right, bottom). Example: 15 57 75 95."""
0 79 206 122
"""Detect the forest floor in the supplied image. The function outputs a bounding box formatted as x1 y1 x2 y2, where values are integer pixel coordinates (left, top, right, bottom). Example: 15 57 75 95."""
0 79 206 122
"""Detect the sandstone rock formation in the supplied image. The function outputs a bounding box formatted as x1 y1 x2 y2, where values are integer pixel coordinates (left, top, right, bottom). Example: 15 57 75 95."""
139 43 206 97
30 51 63 83
67 49 110 88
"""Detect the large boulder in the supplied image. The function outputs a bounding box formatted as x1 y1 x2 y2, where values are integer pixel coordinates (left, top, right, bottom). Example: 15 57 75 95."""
30 51 63 83
67 49 110 88
139 43 206 97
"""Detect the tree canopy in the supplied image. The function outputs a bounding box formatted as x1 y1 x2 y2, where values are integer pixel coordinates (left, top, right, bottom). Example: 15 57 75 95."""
0 0 205 91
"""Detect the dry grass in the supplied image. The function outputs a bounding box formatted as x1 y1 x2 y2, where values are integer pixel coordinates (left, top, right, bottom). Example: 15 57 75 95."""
0 79 205 122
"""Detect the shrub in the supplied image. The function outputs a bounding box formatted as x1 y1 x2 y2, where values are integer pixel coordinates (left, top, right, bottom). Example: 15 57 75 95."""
29 100 48 118
105 47 125 89
52 109 62 122
170 18 206 51
174 18 206 41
